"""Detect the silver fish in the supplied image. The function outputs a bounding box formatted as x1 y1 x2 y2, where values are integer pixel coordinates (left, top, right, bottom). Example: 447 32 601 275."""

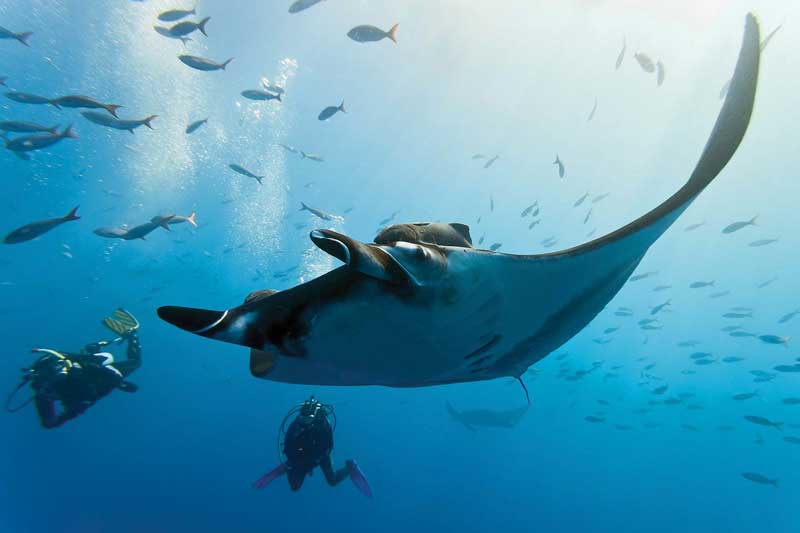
300 151 323 162
5 125 77 152
5 92 50 105
229 164 264 184
289 0 325 13
179 55 233 71
615 37 626 70
166 17 210 37
0 121 57 134
299 202 344 222
3 206 80 244
748 238 777 247
347 23 398 44
50 95 121 117
553 154 565 178
241 89 282 102
318 101 345 121
634 52 655 73
186 118 208 134
656 61 666 86
158 7 197 22
722 215 757 233
81 112 156 133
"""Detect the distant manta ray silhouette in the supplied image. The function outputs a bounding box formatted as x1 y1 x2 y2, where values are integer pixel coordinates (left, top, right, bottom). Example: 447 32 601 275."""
159 14 761 391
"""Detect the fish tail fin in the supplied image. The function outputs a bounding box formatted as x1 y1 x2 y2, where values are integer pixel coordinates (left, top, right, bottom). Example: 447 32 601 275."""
276 92 282 102
180 37 192 46
158 216 175 230
17 32 32 46
64 205 80 221
256 176 264 185
221 58 234 70
143 115 158 129
300 202 308 212
187 212 198 227
387 23 399 43
106 104 122 118
62 124 78 139
198 17 211 36
750 214 758 225
48 124 60 134
300 151 307 159
339 100 346 113
552 154 559 164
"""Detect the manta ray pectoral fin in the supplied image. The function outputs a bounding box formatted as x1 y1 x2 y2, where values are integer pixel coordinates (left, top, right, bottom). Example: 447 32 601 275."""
310 229 416 285
157 305 257 347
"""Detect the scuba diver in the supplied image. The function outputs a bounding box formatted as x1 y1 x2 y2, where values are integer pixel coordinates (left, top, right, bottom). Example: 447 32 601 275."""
252 396 372 497
6 309 142 429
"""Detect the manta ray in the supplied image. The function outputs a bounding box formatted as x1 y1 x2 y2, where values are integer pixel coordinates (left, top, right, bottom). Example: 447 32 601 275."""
159 15 761 392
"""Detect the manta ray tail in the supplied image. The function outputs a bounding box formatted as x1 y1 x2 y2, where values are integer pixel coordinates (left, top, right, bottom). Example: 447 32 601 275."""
516 376 531 405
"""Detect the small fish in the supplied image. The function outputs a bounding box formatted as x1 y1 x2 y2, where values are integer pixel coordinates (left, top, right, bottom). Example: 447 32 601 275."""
82 112 156 133
730 331 756 338
774 364 800 373
652 384 668 395
778 310 799 324
520 203 537 217
780 398 800 406
744 415 783 431
587 98 597 122
229 164 264 185
279 143 298 154
721 325 742 332
166 17 210 37
748 238 778 247
299 202 344 222
650 300 670 316
186 118 208 134
652 285 672 292
347 23 399 44
0 121 58 134
586 229 597 238
684 221 705 231
593 338 611 345
655 61 665 86
722 356 744 363
741 472 778 487
709 290 731 299
483 155 499 169
722 215 757 234
584 416 604 423
158 7 197 22
783 436 800 445
757 276 778 289
0 26 32 46
300 151 324 162
49 95 121 117
152 212 197 228
592 193 610 204
689 281 714 289
489 243 502 252
583 209 592 224
614 310 633 317
471 154 486 160
573 193 589 207
289 0 325 13
723 312 752 319
552 155 565 178
4 206 80 244
732 392 758 401
5 125 77 152
179 55 232 71
689 352 711 360
241 89 282 102
694 359 714 366
634 52 655 73
5 91 50 105
489 196 494 212
603 327 619 335
318 101 346 121
677 340 700 348
615 37 625 70
758 335 790 347
630 271 657 282
638 318 657 326
641 324 662 331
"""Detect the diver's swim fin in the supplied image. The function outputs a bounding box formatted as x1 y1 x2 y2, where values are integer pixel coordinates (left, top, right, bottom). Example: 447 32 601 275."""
252 464 286 489
102 308 140 336
349 461 372 498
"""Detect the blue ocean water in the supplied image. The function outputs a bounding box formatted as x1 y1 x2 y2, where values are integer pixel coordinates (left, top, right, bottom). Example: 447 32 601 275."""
1 1 798 532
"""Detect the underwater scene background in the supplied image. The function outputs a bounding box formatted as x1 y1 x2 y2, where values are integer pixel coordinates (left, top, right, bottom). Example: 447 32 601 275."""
1 1 798 532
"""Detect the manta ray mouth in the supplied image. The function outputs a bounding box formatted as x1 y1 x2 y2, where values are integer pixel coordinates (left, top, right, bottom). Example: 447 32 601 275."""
157 306 228 334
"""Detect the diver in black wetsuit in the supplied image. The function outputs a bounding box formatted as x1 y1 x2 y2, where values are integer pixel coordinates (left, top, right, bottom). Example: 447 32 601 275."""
283 396 352 490
6 309 142 429
252 396 372 496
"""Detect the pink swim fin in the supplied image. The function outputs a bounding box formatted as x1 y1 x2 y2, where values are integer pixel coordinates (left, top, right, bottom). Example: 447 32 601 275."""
349 461 372 498
252 464 286 489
